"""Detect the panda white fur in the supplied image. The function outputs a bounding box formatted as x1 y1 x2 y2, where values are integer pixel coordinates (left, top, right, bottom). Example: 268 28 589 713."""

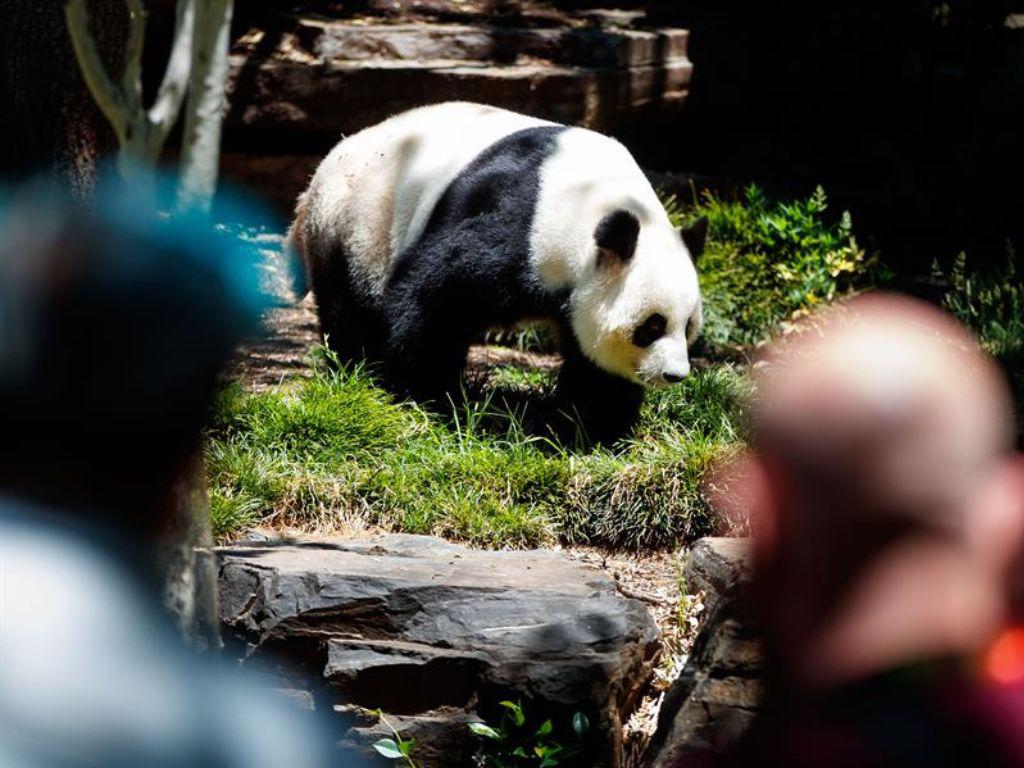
292 102 706 442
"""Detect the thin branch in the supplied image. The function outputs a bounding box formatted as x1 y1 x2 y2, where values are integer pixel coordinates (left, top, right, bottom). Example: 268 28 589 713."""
148 0 196 151
121 0 147 116
614 579 667 607
64 0 129 143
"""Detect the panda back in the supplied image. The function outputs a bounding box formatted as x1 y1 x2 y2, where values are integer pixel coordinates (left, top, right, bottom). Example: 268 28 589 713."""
302 103 551 297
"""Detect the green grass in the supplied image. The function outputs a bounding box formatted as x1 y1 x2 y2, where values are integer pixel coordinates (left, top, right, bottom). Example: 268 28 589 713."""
486 364 555 392
207 186 878 549
206 360 750 548
933 246 1024 418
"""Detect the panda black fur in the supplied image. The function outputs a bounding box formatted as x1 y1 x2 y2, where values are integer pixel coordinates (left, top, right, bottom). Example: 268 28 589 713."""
293 102 706 442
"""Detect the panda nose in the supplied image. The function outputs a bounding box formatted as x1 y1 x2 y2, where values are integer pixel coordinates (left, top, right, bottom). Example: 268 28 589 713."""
662 372 686 384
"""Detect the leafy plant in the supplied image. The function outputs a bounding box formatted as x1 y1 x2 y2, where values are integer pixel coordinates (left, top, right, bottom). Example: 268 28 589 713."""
468 700 590 767
932 245 1024 419
371 710 420 768
934 246 1024 365
669 184 883 351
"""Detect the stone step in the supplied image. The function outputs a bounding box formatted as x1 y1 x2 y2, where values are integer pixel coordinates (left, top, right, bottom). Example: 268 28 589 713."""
284 17 689 69
226 54 692 140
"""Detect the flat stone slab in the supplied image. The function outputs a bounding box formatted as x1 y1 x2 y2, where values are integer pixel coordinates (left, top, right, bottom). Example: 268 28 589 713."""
218 534 660 767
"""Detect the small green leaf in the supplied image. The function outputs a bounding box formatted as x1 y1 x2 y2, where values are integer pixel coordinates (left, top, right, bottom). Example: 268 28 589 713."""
543 744 564 760
499 700 525 727
468 722 501 740
398 738 415 756
512 747 529 757
535 719 553 738
372 738 404 759
572 712 590 736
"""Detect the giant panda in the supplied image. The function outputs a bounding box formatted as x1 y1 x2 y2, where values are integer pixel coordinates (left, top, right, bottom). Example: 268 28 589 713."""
291 102 706 442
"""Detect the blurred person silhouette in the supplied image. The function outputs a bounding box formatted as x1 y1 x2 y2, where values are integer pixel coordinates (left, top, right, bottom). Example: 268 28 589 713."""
0 179 349 768
698 294 1024 767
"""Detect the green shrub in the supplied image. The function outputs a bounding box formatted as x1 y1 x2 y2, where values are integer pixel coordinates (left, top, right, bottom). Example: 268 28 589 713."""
933 246 1024 423
667 185 882 352
934 247 1024 366
371 710 421 768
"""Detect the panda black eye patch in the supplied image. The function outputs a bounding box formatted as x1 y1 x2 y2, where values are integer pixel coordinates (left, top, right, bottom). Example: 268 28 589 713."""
632 313 667 348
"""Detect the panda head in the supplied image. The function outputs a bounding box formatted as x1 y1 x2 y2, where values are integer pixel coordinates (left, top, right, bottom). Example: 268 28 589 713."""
570 209 707 388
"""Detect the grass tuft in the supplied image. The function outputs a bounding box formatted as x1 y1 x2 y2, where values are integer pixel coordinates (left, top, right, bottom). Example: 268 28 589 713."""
206 360 749 549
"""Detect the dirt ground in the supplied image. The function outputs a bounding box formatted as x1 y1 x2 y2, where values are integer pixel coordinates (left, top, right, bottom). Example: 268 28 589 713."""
228 299 564 392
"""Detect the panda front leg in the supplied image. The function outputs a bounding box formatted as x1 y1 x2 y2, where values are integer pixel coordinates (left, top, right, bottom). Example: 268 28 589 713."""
554 346 645 446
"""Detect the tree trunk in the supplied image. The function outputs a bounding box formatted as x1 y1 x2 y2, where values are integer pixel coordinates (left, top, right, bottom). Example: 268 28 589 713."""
0 0 126 195
65 0 196 177
178 0 234 211
160 454 222 650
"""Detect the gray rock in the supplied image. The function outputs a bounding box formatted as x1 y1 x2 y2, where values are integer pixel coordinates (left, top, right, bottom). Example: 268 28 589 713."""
217 534 660 767
646 538 763 766
686 537 753 616
339 706 480 768
220 16 692 212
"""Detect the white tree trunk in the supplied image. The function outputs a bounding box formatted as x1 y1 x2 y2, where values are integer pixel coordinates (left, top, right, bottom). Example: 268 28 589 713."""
177 0 233 212
64 0 133 145
148 0 196 154
65 0 195 175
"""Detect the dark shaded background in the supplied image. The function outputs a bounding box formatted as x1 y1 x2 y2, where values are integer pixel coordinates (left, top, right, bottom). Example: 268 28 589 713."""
635 0 1024 279
5 0 1024 281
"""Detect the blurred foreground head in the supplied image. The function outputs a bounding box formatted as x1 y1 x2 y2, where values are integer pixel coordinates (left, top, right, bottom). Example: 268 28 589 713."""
734 293 1024 688
0 180 265 534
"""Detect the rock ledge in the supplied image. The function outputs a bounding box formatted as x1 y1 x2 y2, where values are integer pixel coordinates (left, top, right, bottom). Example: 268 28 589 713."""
217 534 660 767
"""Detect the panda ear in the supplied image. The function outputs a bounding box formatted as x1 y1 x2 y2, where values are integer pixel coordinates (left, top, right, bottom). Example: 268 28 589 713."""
678 217 709 262
595 210 640 267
